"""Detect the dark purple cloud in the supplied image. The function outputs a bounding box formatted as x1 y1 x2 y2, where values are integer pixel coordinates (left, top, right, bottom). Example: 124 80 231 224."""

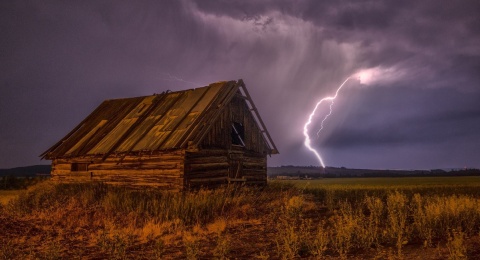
1 0 479 169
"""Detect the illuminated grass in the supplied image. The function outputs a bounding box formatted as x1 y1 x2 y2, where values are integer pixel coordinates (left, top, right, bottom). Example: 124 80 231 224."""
284 176 480 187
0 190 23 205
279 177 480 210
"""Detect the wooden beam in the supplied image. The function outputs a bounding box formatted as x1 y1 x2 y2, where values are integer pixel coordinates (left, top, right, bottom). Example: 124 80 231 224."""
237 80 279 154
191 81 240 147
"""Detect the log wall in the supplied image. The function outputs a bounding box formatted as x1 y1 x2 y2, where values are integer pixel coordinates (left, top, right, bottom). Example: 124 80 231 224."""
241 151 267 185
185 149 229 189
50 150 185 190
50 147 266 190
185 149 267 188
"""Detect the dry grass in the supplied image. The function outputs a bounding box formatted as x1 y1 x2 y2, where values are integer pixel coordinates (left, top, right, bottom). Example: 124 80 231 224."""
2 179 480 258
0 190 23 205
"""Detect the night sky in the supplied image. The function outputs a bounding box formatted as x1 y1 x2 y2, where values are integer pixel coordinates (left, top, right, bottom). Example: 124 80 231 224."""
1 1 479 169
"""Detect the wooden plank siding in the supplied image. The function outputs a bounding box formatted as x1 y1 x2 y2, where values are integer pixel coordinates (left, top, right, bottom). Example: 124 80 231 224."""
200 95 271 155
186 94 270 188
50 149 266 190
184 149 267 188
51 150 185 190
185 149 229 189
241 152 267 184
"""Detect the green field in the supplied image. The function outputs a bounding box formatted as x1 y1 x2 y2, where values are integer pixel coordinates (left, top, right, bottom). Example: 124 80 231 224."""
276 176 480 211
283 176 480 188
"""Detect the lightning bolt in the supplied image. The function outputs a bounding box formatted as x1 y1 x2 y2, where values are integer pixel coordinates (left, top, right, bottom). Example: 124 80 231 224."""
303 77 350 168
316 101 335 137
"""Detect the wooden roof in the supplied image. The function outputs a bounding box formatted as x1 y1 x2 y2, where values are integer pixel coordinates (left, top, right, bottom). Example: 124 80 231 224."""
41 80 278 160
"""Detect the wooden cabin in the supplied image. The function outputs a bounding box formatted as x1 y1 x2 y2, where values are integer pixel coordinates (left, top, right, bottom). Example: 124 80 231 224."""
41 80 278 190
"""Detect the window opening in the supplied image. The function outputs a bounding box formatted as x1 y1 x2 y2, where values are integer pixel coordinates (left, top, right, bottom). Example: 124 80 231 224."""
231 122 245 146
71 163 88 172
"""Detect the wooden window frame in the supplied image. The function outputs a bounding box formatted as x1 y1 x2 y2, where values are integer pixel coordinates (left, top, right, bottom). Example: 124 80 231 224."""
71 163 88 172
231 122 245 147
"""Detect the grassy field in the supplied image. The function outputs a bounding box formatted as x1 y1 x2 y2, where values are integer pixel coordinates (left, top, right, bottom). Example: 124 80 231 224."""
0 190 23 205
285 176 480 187
2 178 480 259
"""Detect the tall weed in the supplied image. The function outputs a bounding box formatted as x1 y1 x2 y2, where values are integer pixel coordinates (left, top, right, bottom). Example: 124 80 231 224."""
446 230 467 260
387 191 409 256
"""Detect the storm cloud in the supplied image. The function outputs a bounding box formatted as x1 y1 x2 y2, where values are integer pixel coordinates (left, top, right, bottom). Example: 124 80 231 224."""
1 0 479 169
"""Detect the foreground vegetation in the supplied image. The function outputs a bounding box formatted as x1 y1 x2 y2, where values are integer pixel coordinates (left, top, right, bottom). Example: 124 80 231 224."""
1 178 480 259
0 190 23 206
0 176 48 190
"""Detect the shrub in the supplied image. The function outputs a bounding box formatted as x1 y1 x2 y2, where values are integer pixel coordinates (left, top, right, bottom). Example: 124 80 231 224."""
447 230 467 260
387 191 409 256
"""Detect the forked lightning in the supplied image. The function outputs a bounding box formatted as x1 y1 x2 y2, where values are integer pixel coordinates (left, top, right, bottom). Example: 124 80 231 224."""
303 78 350 168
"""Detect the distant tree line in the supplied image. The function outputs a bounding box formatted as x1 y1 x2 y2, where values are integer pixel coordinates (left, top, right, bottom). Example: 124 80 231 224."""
0 176 49 190
269 168 480 179
320 169 480 178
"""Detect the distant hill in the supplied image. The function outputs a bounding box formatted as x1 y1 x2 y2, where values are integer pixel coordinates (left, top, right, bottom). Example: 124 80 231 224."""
0 165 51 177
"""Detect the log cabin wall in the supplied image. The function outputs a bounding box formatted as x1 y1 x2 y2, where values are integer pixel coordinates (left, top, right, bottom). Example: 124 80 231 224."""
184 149 230 189
50 150 186 190
189 94 269 187
184 149 267 188
241 151 267 185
